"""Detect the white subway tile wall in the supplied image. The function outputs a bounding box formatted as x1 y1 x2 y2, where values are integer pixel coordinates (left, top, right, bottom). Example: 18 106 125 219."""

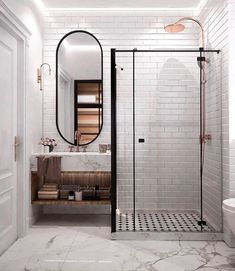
116 52 201 211
43 10 198 152
227 2 235 250
43 10 223 229
229 0 235 203
200 0 228 232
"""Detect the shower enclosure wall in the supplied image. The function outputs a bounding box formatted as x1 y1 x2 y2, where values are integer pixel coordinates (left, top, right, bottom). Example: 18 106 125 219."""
111 48 222 235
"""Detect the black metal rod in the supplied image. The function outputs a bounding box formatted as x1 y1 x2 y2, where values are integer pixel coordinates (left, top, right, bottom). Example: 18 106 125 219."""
199 48 203 232
114 49 220 53
74 82 77 144
111 48 117 233
133 49 136 231
98 82 101 130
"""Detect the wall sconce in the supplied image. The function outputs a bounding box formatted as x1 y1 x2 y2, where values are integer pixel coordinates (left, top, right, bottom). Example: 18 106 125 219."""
37 63 51 91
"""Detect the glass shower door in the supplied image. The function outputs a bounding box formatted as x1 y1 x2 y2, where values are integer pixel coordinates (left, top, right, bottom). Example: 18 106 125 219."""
134 51 202 232
115 52 135 231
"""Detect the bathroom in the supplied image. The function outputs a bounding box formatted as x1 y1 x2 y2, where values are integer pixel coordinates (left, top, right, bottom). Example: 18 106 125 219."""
0 0 235 270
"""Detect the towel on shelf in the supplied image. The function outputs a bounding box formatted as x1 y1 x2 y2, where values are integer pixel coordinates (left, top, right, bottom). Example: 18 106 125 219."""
37 156 48 178
46 156 61 180
37 156 61 180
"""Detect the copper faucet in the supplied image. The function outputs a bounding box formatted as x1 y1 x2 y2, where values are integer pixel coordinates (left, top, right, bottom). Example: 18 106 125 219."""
74 129 82 152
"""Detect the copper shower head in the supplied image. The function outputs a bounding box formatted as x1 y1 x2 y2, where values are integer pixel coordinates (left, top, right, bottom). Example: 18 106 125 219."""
164 23 185 33
164 17 205 48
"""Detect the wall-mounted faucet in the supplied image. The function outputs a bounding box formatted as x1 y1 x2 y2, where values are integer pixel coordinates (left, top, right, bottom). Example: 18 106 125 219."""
74 129 82 152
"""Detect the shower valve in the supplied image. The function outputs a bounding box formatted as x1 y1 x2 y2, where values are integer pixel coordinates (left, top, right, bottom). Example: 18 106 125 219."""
204 134 212 140
197 56 206 62
197 56 210 64
200 134 212 143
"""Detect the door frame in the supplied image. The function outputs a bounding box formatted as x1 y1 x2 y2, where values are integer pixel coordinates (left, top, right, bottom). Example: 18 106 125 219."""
0 2 31 238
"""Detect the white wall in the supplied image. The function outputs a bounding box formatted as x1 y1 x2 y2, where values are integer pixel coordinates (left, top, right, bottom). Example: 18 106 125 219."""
200 0 235 246
116 51 201 211
43 10 200 152
228 0 235 198
2 0 43 226
42 5 228 233
227 0 235 246
199 0 227 232
3 0 43 153
42 10 207 212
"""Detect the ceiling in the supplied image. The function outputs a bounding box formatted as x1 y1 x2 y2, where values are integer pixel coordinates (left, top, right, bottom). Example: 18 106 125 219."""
41 0 204 9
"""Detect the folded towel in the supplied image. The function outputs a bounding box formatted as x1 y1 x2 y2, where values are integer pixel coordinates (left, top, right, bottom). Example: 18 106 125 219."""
37 156 61 180
46 156 61 180
37 156 48 178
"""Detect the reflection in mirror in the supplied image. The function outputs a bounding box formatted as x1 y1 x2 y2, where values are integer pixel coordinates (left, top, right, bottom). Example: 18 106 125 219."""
56 31 103 146
75 80 102 145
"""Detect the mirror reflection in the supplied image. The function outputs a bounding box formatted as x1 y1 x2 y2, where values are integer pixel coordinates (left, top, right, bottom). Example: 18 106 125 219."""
56 31 103 145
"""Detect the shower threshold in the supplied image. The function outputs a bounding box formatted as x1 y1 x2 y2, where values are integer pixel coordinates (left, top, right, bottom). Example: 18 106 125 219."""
112 211 223 240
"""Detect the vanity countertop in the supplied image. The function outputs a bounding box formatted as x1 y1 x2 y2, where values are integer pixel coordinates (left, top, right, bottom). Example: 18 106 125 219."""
31 152 111 172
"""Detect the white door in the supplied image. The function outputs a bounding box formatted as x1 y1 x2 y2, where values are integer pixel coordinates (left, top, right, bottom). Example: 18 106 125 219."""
0 25 18 255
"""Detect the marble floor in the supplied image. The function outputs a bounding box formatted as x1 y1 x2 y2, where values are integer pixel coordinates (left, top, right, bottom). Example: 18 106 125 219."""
0 214 235 271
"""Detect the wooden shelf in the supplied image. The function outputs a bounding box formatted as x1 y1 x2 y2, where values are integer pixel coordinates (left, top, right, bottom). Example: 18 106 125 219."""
77 103 102 108
78 123 99 127
32 199 111 206
31 172 111 208
78 110 99 115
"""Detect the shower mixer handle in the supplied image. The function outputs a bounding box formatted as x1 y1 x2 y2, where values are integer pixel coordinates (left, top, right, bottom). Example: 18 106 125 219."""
197 56 206 62
200 134 212 143
204 134 212 141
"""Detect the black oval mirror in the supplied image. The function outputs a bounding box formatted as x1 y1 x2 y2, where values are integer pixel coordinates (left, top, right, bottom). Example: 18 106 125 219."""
56 30 103 146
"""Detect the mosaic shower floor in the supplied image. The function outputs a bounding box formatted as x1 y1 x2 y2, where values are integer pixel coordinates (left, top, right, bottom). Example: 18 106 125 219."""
117 211 214 232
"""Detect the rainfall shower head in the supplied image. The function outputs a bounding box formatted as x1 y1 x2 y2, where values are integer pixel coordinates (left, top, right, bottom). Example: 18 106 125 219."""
164 17 205 48
164 23 185 33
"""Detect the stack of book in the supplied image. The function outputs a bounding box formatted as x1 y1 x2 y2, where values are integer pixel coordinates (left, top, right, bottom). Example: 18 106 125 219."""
38 183 59 199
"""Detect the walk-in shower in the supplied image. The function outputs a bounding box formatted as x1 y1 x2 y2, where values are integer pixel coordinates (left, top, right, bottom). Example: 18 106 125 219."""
165 17 212 229
111 30 222 237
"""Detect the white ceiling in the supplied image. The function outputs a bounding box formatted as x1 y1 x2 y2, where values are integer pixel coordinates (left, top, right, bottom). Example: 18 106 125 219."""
41 0 203 9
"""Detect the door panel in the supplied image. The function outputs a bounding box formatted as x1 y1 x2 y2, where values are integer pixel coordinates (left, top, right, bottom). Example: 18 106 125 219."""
0 189 14 235
0 25 17 255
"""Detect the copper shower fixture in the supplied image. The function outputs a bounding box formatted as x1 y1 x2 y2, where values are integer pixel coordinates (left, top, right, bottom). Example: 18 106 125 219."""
164 17 205 48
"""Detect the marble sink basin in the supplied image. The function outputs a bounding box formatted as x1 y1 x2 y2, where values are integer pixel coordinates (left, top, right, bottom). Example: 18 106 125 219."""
31 152 111 172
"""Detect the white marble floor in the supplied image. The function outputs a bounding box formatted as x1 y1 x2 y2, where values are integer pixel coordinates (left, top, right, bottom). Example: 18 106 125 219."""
0 215 234 271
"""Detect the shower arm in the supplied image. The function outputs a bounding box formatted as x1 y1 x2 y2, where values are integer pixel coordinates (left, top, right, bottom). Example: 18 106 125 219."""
176 17 205 48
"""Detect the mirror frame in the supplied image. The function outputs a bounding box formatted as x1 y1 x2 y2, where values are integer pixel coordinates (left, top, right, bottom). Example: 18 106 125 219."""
56 30 103 146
